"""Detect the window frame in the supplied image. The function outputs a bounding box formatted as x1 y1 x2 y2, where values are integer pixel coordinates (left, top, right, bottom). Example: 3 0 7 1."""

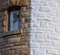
5 5 21 32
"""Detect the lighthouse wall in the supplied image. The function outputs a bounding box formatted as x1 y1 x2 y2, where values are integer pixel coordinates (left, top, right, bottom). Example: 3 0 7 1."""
30 0 60 55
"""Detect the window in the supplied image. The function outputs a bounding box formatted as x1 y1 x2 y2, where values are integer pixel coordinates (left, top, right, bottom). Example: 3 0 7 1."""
5 5 21 31
10 11 20 31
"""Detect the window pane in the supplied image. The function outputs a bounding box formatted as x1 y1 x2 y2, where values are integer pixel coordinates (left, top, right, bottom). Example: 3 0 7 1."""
10 11 20 31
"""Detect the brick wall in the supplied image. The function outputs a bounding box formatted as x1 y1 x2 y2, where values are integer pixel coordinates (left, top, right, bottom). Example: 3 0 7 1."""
0 31 30 55
30 0 60 55
1 0 60 55
0 0 31 55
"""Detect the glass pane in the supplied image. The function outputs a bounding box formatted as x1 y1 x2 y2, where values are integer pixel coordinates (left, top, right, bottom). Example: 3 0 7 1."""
10 11 20 31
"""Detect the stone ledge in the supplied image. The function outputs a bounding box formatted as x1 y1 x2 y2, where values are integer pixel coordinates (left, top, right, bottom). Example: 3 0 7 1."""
0 30 21 37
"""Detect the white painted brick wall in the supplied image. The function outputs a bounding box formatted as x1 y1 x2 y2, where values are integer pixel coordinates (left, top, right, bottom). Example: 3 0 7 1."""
30 0 60 55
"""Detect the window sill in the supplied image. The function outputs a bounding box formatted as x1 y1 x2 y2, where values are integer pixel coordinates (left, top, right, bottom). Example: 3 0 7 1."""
0 30 22 37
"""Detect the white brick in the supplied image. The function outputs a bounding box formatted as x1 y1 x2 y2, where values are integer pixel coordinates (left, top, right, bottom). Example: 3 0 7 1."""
30 0 60 55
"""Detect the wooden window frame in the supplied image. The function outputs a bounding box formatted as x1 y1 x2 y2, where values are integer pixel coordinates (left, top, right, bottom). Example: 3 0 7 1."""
5 5 21 32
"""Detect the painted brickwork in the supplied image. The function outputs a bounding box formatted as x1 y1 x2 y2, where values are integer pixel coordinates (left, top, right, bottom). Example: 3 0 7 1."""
30 0 60 55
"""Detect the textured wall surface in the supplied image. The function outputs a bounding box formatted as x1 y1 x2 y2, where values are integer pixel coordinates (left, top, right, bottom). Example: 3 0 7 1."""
30 0 60 55
0 31 30 55
0 0 31 55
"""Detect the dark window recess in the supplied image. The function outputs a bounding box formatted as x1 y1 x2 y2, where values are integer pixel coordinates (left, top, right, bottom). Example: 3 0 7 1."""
7 5 21 12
